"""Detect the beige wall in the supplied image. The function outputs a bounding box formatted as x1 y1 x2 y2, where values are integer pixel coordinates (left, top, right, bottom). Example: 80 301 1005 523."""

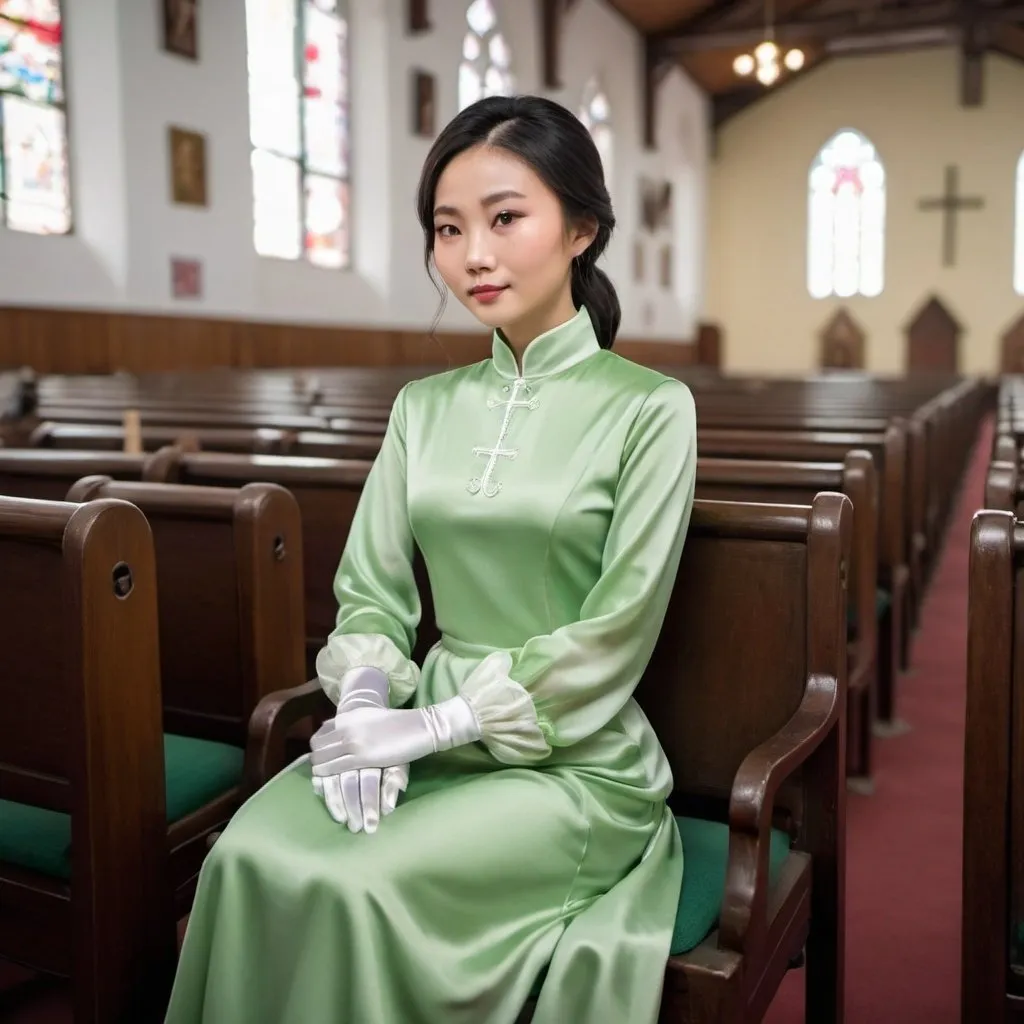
706 48 1024 376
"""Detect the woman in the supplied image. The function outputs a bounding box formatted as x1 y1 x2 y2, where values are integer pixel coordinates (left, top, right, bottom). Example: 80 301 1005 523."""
165 94 697 1024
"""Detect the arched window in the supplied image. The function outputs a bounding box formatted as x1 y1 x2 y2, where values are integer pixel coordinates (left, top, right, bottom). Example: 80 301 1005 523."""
246 0 350 268
1014 151 1024 295
0 0 71 234
807 129 885 299
459 0 513 112
579 77 612 186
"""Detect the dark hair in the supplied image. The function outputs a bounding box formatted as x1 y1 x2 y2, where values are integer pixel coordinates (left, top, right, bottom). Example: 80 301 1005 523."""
415 95 620 350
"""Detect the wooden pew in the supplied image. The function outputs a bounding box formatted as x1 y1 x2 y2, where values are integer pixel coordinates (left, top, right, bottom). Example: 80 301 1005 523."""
142 448 370 673
697 425 908 723
63 476 307 913
0 496 177 1022
0 450 150 500
27 421 383 461
245 492 852 1023
963 509 1024 1022
0 476 307 1019
693 453 877 787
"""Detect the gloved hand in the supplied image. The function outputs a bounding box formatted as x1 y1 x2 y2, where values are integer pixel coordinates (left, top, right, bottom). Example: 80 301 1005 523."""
311 663 409 834
310 694 481 777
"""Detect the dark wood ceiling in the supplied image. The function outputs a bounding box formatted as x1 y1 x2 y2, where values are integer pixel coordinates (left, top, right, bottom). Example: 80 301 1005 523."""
607 0 1024 125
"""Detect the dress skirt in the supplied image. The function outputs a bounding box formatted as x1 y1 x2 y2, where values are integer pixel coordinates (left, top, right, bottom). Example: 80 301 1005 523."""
164 642 684 1024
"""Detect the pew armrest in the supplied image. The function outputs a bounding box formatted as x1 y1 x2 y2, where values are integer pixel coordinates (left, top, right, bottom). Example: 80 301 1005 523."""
718 670 841 956
243 679 335 796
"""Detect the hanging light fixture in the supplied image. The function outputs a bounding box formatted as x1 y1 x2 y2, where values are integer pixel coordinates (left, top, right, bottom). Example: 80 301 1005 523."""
732 0 804 86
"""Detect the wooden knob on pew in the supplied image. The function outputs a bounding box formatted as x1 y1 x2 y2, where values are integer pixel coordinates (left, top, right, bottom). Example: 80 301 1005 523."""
122 409 142 454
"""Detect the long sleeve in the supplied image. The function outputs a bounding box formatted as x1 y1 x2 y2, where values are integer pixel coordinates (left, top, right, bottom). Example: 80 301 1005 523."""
459 379 697 764
317 383 422 707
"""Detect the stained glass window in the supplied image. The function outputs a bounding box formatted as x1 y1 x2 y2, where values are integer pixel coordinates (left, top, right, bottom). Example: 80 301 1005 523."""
1015 152 1024 296
579 77 612 186
459 0 513 112
246 0 350 268
0 0 70 235
807 129 885 299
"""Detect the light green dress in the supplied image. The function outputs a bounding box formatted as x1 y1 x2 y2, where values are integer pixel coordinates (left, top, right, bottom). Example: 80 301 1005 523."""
165 306 698 1024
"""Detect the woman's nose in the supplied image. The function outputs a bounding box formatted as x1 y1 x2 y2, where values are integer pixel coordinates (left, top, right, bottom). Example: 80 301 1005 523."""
465 233 496 273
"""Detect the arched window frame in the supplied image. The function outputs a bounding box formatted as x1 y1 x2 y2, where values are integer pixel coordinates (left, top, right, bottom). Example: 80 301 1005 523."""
0 0 71 235
458 0 513 112
579 76 613 189
1014 151 1024 296
807 128 885 300
245 0 351 269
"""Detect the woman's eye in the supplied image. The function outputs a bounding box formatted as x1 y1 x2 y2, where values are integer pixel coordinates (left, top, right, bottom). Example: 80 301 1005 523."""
495 211 518 227
435 224 458 237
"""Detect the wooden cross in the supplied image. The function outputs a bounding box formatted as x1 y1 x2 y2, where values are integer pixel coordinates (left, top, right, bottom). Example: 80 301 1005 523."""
917 165 984 268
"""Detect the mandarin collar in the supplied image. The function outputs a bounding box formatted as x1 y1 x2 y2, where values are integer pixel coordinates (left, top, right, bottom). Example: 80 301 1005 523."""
490 306 601 380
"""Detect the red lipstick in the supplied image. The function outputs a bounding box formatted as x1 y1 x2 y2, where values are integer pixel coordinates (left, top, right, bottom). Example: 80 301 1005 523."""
469 284 508 304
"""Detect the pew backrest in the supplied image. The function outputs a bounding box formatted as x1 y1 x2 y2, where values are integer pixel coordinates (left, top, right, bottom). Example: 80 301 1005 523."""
64 477 306 747
0 495 171 1006
637 492 852 833
143 448 371 668
693 453 876 671
963 510 1024 1020
0 450 149 501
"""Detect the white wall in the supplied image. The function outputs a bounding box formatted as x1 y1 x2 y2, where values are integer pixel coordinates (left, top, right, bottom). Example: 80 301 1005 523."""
0 0 709 340
706 48 1024 375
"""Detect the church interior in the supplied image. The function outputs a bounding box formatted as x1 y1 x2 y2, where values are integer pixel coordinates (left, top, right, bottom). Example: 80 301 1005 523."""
0 0 1022 1020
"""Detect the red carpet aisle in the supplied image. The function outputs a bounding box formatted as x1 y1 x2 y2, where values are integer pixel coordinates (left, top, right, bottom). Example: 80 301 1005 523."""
765 415 992 1024
0 418 991 1023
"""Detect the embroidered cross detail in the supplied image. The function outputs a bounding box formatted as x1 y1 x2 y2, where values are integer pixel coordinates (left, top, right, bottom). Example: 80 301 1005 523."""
467 377 538 497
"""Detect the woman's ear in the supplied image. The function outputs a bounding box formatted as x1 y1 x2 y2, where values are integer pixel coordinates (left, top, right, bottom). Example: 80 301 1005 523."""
570 216 599 259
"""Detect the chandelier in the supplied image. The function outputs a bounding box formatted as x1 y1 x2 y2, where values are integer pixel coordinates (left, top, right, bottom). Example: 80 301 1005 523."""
732 0 804 86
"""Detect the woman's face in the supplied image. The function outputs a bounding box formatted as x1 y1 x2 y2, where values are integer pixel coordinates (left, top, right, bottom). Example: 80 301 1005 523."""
431 144 592 340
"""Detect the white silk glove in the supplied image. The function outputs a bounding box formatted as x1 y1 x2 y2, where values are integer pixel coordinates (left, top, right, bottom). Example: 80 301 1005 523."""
309 695 481 777
311 662 409 834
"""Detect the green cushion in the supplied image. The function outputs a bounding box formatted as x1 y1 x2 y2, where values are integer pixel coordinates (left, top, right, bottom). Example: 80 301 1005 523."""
671 816 791 955
528 814 792 997
0 734 243 880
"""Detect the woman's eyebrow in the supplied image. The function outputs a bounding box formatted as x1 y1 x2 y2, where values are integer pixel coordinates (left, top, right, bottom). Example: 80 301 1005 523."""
433 189 527 218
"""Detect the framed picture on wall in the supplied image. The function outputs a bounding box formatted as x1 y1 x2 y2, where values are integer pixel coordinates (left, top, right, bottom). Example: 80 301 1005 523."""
171 257 203 299
169 126 208 207
412 70 436 138
163 0 199 60
407 0 431 34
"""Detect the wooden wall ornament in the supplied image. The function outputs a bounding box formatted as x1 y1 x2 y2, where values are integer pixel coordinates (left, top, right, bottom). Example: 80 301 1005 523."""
642 38 673 151
411 70 436 138
163 0 198 60
639 177 672 233
917 165 984 267
539 0 581 89
407 0 431 34
1000 311 1024 373
905 294 962 373
659 244 673 290
695 323 722 369
819 307 866 370
169 127 208 207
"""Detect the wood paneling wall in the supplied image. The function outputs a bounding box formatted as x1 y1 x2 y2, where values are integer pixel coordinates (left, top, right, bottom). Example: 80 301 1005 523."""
0 306 708 375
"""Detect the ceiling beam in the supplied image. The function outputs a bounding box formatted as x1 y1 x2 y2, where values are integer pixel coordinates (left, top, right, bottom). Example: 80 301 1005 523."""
655 1 1024 54
651 0 755 41
959 0 986 105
